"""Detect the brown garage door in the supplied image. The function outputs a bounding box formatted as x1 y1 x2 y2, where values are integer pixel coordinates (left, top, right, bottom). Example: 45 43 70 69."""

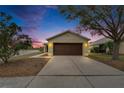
53 43 82 55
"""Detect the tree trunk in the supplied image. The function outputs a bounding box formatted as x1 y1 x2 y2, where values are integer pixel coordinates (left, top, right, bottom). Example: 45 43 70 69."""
4 59 9 63
112 41 120 60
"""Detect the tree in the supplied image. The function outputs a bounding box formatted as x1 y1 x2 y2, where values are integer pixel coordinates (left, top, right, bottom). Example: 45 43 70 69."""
59 5 124 60
0 12 32 63
15 34 32 50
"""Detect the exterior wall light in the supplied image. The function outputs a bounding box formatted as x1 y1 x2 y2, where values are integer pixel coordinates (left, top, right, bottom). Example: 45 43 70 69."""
84 43 88 47
48 43 52 48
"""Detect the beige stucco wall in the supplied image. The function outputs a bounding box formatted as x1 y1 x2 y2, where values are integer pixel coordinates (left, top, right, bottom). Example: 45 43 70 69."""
47 33 89 56
119 42 124 54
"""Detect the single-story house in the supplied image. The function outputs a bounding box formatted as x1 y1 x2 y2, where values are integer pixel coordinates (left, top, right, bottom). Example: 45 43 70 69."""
90 38 124 54
46 31 90 56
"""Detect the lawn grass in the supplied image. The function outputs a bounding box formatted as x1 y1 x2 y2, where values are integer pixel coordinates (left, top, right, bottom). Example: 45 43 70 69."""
88 53 112 62
88 53 124 71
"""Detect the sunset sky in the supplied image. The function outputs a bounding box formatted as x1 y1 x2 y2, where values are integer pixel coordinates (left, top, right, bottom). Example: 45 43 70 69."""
0 5 102 48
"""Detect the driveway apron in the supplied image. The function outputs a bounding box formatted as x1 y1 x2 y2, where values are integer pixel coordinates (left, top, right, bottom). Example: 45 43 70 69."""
28 56 124 88
38 56 82 75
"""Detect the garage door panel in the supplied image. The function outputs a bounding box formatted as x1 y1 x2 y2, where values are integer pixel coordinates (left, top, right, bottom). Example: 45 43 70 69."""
54 43 82 55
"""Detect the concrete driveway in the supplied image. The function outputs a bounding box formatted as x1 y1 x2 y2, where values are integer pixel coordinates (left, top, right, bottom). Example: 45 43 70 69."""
28 56 124 88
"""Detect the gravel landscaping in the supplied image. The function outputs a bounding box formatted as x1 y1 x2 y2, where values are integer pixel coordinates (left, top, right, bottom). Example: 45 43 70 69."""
0 58 50 77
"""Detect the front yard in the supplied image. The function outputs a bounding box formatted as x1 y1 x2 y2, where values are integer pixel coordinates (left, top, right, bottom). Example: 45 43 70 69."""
0 58 50 77
88 53 124 71
0 51 50 77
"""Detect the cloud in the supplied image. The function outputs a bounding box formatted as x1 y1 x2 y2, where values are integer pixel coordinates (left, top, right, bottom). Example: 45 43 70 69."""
10 6 57 24
32 40 42 43
1 5 58 44
7 5 50 40
22 26 38 32
32 43 43 48
10 6 46 24
32 39 43 48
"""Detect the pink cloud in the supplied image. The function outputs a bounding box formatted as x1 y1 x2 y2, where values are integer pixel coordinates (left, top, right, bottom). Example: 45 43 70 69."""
32 42 43 48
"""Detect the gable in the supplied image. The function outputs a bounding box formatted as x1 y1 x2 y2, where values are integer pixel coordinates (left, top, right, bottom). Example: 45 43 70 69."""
47 32 89 43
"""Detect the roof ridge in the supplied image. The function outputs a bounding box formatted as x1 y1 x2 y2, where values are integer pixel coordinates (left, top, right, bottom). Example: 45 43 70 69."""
46 30 90 41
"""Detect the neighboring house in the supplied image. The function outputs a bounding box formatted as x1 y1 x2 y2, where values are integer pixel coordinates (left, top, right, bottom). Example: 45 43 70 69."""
90 38 124 54
46 31 90 56
90 38 112 49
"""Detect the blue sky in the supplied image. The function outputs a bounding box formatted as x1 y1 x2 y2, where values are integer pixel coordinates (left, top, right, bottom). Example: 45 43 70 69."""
0 5 101 47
